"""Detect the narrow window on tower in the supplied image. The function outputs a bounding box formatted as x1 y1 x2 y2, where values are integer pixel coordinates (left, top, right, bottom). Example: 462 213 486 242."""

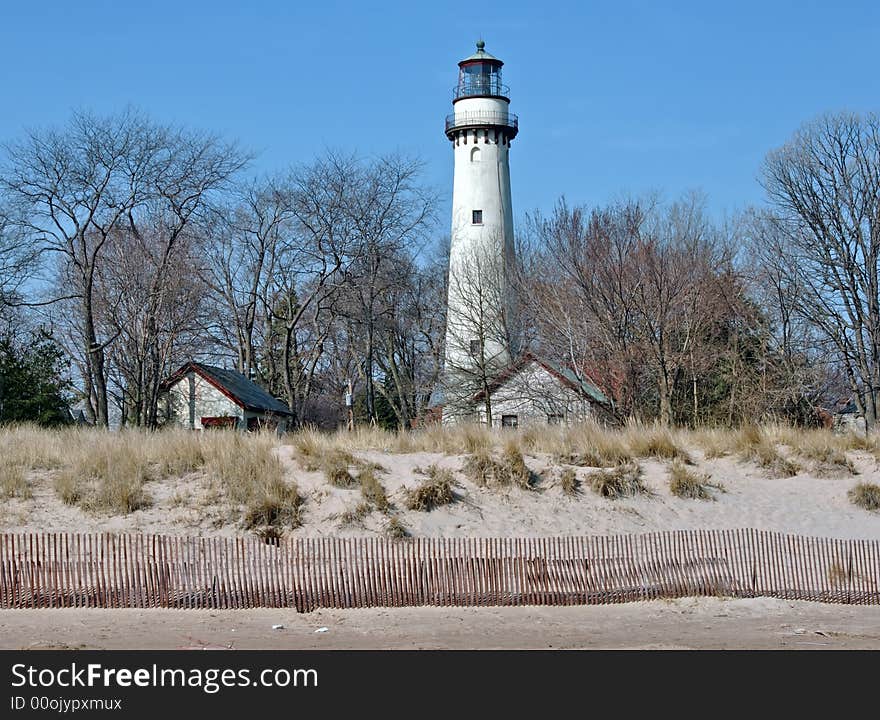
469 339 481 356
470 147 481 162
472 209 483 225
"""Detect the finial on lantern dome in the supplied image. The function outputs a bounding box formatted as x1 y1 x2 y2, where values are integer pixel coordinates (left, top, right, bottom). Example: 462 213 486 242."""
476 39 485 52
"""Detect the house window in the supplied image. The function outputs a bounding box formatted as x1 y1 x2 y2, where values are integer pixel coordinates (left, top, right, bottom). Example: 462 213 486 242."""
501 414 518 428
547 414 564 425
469 339 481 355
472 209 483 225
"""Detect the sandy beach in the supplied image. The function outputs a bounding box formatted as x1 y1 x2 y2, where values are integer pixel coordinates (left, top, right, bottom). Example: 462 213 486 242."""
3 598 879 650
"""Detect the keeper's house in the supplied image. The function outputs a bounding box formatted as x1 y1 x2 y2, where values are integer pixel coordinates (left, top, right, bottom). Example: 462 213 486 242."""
159 362 292 431
473 354 612 428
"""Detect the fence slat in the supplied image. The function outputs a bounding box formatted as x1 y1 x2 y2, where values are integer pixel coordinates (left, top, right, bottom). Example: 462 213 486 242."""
1 530 879 610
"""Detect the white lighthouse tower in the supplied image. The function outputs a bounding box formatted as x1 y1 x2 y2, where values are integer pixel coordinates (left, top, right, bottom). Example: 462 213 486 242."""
442 40 519 422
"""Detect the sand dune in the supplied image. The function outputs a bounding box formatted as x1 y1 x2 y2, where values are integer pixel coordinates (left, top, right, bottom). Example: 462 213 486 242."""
2 440 879 541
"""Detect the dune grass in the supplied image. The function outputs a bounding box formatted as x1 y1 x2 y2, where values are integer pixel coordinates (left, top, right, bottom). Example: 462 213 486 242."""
727 425 801 478
0 464 32 500
0 424 65 470
668 460 725 501
589 462 647 499
559 467 580 496
4 421 880 532
358 465 391 513
322 449 357 488
202 431 303 530
339 501 373 526
462 442 537 490
385 515 410 538
406 465 456 511
849 482 880 512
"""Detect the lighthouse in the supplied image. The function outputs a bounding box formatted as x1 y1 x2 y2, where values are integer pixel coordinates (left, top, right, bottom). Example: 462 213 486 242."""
442 40 519 422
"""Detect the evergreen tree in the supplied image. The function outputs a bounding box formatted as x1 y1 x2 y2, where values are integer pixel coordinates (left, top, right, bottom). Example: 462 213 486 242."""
0 330 71 426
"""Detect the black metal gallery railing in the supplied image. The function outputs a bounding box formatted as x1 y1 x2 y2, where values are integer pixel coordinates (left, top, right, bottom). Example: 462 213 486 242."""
445 111 519 135
453 78 510 100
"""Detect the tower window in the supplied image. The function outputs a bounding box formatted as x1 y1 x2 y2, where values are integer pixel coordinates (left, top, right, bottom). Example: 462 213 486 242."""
469 339 481 355
472 210 483 225
470 147 481 162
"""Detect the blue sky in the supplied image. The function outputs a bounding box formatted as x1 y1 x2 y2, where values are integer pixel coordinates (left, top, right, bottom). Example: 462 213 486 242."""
1 0 878 224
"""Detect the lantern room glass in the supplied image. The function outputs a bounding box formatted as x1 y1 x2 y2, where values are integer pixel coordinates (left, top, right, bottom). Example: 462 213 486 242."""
457 62 504 98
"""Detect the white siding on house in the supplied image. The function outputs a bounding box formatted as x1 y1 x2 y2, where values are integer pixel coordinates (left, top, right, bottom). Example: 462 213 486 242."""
164 373 243 429
475 360 596 427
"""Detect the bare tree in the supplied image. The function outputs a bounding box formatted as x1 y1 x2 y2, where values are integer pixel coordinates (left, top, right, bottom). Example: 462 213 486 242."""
205 154 367 426
0 209 37 311
529 195 745 426
339 154 439 424
526 199 644 419
97 224 213 426
373 251 447 427
443 237 518 425
1 109 247 426
742 209 833 422
762 112 880 427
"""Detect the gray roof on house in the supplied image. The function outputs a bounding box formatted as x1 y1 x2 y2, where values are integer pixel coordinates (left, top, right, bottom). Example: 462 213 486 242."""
542 360 610 405
164 362 293 415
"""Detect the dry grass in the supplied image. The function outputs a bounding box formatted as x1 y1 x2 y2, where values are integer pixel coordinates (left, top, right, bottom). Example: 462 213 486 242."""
150 430 207 477
688 424 871 470
0 424 65 470
289 427 333 471
406 465 456 511
241 480 303 529
624 425 692 463
358 466 390 513
462 443 536 490
50 433 156 514
385 515 410 538
539 423 634 467
53 472 82 505
559 467 580 496
668 461 724 500
0 464 32 500
202 431 302 530
781 431 858 476
7 422 880 531
733 426 800 478
339 501 373 526
462 448 496 486
322 450 356 488
690 428 736 459
589 462 647 499
848 482 880 512
169 489 191 508
285 423 494 456
496 442 537 489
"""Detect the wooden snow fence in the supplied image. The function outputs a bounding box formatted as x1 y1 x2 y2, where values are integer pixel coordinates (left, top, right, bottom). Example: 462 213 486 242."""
1 529 878 611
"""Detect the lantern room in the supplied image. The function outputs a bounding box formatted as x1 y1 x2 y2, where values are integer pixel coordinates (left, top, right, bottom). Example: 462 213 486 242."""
453 40 509 101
